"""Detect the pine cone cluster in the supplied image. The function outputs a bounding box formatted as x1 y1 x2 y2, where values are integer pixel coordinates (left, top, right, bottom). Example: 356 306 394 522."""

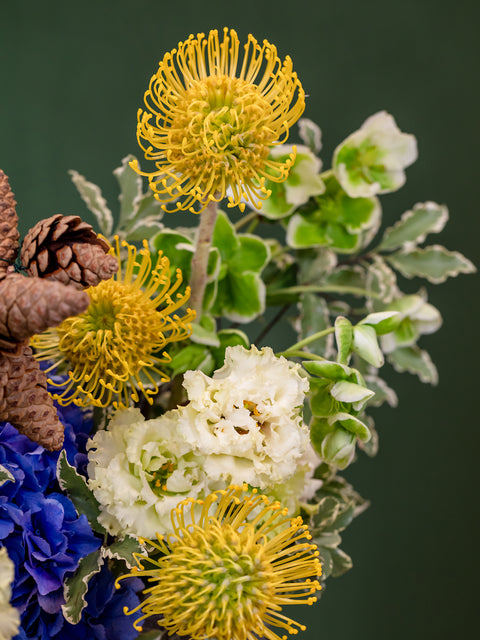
21 214 118 289
0 170 19 275
0 170 117 450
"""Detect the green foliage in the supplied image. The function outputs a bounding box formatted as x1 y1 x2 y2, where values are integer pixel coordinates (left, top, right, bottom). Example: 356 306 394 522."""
57 451 106 535
62 550 103 624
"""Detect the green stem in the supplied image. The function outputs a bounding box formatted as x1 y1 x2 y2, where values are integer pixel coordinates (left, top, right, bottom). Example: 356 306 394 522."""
278 349 326 361
234 210 258 230
280 327 335 355
188 200 218 320
270 284 381 299
318 168 334 181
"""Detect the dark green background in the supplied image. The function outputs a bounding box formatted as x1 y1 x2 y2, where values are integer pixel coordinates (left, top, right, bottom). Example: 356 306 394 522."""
1 1 478 638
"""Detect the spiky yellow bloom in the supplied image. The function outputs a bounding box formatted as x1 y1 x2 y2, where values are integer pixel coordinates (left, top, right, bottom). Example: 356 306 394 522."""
116 484 321 640
31 237 194 409
131 28 305 213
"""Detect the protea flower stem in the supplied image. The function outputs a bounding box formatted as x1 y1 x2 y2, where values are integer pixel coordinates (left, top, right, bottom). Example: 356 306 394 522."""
188 199 218 319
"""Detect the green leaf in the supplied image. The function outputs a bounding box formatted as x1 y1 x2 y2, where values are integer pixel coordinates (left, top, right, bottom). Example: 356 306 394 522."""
229 236 269 273
335 316 353 364
387 244 476 284
102 536 143 569
169 344 215 377
212 210 239 260
388 345 438 384
359 311 400 335
378 202 449 251
62 550 103 624
322 265 367 294
329 546 354 578
56 451 106 534
366 256 397 302
297 294 333 358
190 314 220 347
123 217 164 242
212 271 266 323
303 360 352 380
0 463 14 486
69 170 113 236
152 230 194 282
210 329 250 369
298 118 322 154
125 191 165 230
353 325 384 367
364 375 398 408
334 412 371 441
113 155 144 229
330 381 374 405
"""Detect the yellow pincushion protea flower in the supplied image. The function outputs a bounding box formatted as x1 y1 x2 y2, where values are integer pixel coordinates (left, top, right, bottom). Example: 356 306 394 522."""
116 484 321 640
31 237 195 409
131 28 305 213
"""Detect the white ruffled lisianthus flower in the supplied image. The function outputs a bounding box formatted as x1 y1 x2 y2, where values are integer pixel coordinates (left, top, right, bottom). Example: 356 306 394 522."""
333 111 417 198
87 346 319 537
177 345 312 488
87 408 209 538
0 547 20 640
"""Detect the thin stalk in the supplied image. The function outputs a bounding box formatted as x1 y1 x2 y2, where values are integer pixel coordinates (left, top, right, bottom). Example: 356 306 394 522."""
278 349 326 361
188 200 218 319
279 326 335 355
270 284 382 299
234 210 258 230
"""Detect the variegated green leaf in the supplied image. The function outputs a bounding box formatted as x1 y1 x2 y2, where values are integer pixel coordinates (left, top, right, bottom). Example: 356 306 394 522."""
114 154 144 229
387 244 476 284
388 345 438 384
57 451 106 534
0 463 14 486
298 118 322 154
378 202 449 251
123 216 165 242
101 536 143 569
296 293 333 358
69 170 113 236
62 550 103 624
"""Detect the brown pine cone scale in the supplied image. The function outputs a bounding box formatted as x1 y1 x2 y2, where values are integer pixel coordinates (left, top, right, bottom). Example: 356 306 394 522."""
0 343 64 450
20 214 118 289
0 274 89 346
0 170 20 272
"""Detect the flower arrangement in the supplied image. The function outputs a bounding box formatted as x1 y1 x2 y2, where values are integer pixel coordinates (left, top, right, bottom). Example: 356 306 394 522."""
0 26 475 640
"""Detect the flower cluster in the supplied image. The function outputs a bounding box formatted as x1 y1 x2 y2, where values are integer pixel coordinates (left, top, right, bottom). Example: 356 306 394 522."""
87 345 320 538
1 23 475 640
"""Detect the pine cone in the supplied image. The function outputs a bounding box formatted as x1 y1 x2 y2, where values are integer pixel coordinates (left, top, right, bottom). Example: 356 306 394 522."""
20 214 118 289
0 274 89 348
0 170 20 274
0 342 64 450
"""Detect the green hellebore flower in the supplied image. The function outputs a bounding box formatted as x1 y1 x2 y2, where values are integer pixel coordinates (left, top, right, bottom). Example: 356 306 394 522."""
333 111 417 198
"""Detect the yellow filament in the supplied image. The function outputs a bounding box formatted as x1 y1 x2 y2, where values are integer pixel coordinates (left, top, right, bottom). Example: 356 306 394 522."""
116 485 321 640
132 28 304 213
31 237 195 408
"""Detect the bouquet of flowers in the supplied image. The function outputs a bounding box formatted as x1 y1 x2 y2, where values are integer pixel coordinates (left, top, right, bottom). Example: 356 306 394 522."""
0 27 475 640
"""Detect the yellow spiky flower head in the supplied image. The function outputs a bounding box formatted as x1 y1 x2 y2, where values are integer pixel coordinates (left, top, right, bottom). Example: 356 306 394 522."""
31 237 195 409
116 484 321 640
131 28 305 213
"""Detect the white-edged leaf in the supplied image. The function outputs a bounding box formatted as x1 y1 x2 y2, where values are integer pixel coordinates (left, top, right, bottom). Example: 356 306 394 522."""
388 346 438 384
387 244 476 284
366 256 398 303
57 451 106 534
364 375 398 408
303 360 352 380
332 412 371 442
330 381 374 404
353 325 384 368
69 170 113 236
298 118 322 154
0 463 14 486
378 202 449 251
334 316 353 364
113 154 143 229
101 536 143 569
295 293 333 358
62 550 103 624
124 216 165 242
